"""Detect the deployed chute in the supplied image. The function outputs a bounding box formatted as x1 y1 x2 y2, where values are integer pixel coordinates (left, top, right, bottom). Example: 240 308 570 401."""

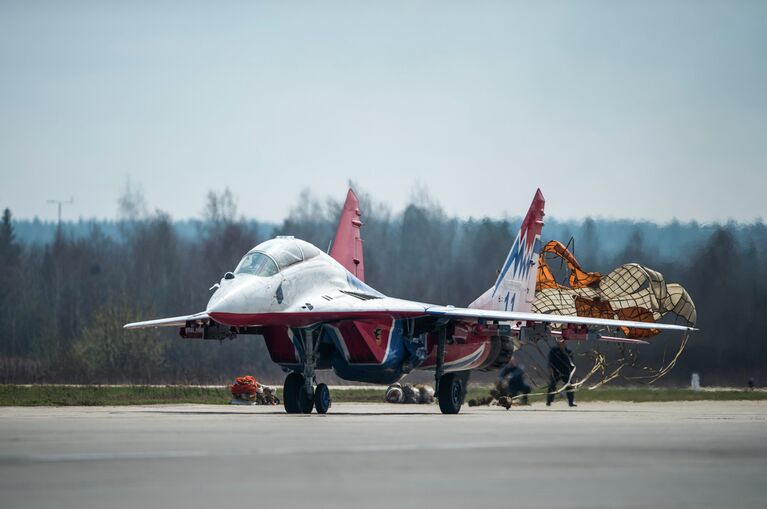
533 240 696 338
533 240 696 337
510 240 697 390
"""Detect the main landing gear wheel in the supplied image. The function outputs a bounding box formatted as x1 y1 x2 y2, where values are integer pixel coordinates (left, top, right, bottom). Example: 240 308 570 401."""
314 383 331 414
283 372 314 414
438 373 466 414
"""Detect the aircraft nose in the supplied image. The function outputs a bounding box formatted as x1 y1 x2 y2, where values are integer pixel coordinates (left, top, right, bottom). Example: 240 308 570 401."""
206 285 244 315
205 275 269 317
206 295 230 315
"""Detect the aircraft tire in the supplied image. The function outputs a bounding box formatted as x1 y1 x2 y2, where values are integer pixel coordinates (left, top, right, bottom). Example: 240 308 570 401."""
283 372 304 414
314 383 331 414
438 373 465 414
298 384 314 414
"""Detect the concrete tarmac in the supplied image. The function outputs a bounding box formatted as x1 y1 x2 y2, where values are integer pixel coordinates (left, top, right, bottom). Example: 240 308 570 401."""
1 401 765 509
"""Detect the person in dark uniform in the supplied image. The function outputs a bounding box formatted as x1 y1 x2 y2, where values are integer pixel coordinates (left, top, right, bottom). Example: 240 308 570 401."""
547 338 576 407
498 356 531 405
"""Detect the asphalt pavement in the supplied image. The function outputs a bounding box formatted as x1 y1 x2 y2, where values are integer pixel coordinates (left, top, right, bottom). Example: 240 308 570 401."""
1 401 765 509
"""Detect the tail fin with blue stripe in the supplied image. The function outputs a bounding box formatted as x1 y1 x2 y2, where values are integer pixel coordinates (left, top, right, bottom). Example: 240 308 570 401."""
469 189 545 312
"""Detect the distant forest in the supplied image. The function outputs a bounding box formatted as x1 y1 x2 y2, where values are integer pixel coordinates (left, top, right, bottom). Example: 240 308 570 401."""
1 187 765 386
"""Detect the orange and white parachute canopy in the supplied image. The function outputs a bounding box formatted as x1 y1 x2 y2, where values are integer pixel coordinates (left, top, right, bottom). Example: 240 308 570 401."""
533 241 696 339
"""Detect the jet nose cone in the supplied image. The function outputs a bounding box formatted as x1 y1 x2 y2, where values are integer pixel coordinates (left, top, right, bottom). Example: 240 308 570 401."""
205 275 271 324
206 284 228 313
206 296 229 315
206 284 243 315
206 288 245 327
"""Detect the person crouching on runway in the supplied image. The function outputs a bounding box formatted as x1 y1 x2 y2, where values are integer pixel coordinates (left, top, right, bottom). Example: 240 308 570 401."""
546 338 576 407
498 355 531 405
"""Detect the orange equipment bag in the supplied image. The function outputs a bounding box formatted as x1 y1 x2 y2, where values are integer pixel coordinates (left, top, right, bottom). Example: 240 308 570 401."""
230 375 260 396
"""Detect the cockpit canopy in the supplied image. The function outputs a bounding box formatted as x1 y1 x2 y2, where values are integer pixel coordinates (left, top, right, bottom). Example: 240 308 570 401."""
234 237 322 277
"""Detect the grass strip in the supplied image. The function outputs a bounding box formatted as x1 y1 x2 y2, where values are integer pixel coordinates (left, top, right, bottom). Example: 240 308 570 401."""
0 385 765 406
0 385 231 406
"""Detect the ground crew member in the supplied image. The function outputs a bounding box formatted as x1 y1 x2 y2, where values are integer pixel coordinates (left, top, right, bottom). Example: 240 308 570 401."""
547 338 576 407
498 356 531 405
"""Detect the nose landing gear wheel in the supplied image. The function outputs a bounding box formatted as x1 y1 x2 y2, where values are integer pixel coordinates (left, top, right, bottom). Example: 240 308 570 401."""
298 385 314 414
283 372 302 414
314 383 331 414
438 373 466 414
283 372 314 414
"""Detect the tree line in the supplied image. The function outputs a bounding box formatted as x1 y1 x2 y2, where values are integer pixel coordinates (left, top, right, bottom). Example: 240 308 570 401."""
0 187 764 386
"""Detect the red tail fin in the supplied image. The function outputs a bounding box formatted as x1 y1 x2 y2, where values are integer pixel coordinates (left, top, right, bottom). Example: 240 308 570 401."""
330 189 365 281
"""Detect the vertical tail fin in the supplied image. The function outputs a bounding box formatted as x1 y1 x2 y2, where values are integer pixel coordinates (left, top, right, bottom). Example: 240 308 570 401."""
330 188 365 281
469 189 545 312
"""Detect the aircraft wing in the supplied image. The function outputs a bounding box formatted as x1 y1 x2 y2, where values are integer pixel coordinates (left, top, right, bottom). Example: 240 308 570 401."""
204 294 693 334
122 297 694 335
123 312 210 330
423 305 695 333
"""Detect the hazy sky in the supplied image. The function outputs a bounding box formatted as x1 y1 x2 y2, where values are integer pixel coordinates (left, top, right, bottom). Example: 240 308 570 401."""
1 1 765 224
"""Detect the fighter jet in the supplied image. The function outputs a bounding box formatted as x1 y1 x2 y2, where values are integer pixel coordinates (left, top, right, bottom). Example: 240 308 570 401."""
125 189 694 414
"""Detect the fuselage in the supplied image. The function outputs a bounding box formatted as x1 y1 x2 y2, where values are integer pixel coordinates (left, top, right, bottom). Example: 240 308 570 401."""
205 237 501 384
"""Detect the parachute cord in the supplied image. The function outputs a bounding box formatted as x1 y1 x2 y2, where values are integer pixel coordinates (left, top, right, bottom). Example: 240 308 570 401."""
499 329 691 405
623 331 689 383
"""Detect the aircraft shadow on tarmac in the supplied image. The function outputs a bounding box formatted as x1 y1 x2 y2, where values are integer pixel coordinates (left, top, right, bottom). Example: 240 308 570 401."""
141 410 440 416
137 408 641 417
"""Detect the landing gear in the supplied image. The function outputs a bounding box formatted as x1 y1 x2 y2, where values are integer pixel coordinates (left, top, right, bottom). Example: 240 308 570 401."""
298 384 314 413
437 372 468 414
434 325 469 414
282 374 331 414
284 327 331 414
283 372 314 414
314 383 331 414
283 372 300 413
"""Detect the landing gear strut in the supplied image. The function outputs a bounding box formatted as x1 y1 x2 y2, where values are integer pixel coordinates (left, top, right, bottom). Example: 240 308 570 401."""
283 327 331 414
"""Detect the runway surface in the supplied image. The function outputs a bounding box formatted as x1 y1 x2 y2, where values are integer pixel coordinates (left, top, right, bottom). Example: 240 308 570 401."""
1 401 766 509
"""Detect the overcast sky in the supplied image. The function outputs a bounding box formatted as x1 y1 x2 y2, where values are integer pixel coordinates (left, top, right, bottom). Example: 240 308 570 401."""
1 1 765 224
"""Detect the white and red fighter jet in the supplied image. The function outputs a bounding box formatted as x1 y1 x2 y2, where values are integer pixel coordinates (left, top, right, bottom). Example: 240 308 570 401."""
125 189 693 414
